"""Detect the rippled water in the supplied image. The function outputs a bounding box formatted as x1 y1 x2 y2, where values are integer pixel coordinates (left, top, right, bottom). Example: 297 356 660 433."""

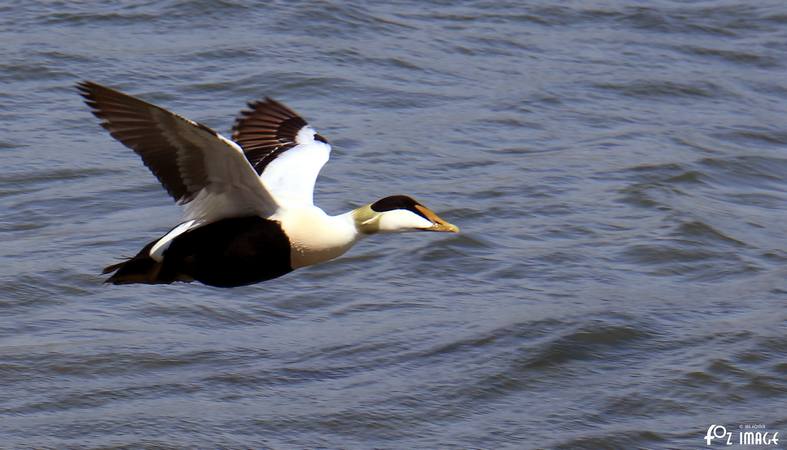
1 1 786 448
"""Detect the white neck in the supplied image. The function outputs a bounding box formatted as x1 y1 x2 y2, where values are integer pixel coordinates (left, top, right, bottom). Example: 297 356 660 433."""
275 207 363 269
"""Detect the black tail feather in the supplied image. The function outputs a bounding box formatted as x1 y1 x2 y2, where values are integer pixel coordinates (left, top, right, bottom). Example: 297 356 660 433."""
102 260 127 275
103 241 175 285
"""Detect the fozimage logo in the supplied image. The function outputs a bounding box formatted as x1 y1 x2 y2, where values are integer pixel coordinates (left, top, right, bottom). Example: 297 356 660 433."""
705 424 780 446
705 425 734 445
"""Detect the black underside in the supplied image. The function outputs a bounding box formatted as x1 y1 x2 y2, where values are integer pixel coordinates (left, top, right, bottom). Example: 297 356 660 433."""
162 217 292 287
159 216 293 287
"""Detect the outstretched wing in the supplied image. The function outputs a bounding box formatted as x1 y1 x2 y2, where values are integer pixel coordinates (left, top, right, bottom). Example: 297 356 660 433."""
78 81 279 222
232 98 331 207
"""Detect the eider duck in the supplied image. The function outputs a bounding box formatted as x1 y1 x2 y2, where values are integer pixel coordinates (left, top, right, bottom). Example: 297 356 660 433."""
78 81 459 288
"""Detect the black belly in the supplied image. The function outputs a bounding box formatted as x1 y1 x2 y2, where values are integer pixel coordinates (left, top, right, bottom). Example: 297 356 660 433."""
162 216 293 288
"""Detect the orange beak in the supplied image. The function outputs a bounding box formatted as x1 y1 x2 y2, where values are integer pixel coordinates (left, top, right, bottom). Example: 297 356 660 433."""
415 205 460 233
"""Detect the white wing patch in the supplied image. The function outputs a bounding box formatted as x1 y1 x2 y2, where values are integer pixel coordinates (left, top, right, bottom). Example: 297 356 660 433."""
150 219 197 262
231 99 332 209
260 135 331 207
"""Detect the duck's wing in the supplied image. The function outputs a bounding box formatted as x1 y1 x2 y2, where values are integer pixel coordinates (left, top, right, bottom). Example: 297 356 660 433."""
231 98 331 207
78 81 279 222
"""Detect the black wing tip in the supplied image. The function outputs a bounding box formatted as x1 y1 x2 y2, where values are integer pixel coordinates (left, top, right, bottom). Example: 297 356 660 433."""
76 80 94 90
245 97 278 108
244 97 299 116
76 81 115 109
233 98 306 128
76 81 135 104
76 80 106 96
233 97 300 137
76 80 96 100
238 97 289 120
246 96 282 107
77 82 104 117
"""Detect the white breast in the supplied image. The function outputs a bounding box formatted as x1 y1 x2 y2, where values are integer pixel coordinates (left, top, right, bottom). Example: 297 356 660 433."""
274 207 360 269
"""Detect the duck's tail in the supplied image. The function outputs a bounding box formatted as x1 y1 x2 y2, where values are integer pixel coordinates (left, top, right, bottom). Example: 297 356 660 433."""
102 241 171 285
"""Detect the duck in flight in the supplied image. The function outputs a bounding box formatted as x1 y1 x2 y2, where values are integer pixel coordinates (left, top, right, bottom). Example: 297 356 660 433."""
78 81 458 288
